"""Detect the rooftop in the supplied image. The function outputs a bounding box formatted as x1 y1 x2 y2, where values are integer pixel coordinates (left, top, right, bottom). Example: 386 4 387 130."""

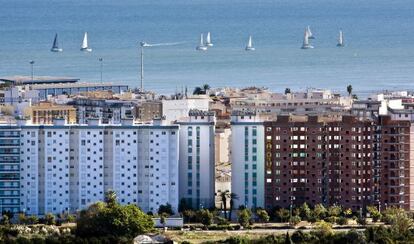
0 76 79 85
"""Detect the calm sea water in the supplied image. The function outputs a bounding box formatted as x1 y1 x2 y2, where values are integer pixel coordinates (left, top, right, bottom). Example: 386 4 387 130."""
1 0 414 95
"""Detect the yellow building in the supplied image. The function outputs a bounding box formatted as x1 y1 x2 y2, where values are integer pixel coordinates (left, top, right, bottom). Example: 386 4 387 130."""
29 102 76 124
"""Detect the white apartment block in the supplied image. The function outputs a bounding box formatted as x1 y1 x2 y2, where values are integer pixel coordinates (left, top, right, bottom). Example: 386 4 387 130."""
177 110 216 209
230 111 265 209
0 118 179 215
162 97 210 123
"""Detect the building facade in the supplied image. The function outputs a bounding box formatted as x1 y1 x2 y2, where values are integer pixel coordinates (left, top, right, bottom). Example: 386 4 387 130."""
177 110 216 209
230 111 265 209
0 127 21 213
0 119 179 215
264 115 375 211
29 102 77 124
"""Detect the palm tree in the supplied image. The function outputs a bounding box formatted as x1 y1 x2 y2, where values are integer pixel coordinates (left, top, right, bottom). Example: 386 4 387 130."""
203 84 210 94
104 190 117 207
193 87 203 95
228 193 239 221
285 88 291 95
220 191 228 219
347 85 353 96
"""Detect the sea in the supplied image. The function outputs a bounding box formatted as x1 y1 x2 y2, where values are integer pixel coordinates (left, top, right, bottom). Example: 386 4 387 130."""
1 0 414 96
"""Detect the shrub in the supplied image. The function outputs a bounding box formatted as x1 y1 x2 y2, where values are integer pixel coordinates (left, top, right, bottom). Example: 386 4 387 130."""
327 204 342 217
337 217 349 225
367 205 381 222
214 216 229 226
256 209 270 223
44 213 56 225
313 204 327 220
299 203 311 220
357 217 367 226
325 216 337 224
238 209 252 228
198 209 214 227
289 215 301 226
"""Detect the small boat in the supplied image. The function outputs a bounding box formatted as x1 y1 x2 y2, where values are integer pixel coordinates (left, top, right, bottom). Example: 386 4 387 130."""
301 28 314 49
307 26 315 39
245 35 255 51
196 33 208 51
337 30 345 47
206 32 213 47
80 32 92 52
50 33 63 52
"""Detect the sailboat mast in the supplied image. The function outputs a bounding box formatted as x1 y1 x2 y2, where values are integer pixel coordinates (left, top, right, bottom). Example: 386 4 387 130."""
140 45 144 91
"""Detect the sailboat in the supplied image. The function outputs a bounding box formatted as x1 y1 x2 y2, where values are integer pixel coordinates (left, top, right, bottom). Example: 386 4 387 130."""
196 33 208 51
245 35 255 51
50 33 63 52
301 28 314 49
307 26 315 39
80 32 92 52
206 32 213 47
337 30 345 47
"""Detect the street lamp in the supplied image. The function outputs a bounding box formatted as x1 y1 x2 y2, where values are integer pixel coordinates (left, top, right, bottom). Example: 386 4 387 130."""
29 60 35 82
98 58 103 82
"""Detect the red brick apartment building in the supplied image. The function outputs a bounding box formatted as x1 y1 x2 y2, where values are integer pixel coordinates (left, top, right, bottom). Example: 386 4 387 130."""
378 115 413 210
264 114 377 211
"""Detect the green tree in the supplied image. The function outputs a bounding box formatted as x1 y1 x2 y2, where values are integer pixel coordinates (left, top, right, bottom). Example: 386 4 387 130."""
347 85 353 96
343 208 353 217
76 198 154 238
256 209 270 223
18 213 28 225
313 204 327 220
228 193 238 221
1 215 10 225
367 205 381 222
198 209 214 227
182 209 196 223
178 198 191 213
275 208 290 222
299 203 311 220
44 213 56 225
158 203 174 216
238 208 252 228
327 204 342 217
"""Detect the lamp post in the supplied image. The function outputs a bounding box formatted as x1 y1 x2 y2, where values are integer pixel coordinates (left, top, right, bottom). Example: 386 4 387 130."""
29 60 35 82
98 58 103 82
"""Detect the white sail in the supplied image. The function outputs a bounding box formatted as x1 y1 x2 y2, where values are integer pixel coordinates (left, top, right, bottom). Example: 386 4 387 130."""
337 30 344 47
81 32 92 52
245 35 255 51
196 33 208 51
82 32 88 49
307 26 315 39
301 28 313 49
206 32 213 46
303 29 309 45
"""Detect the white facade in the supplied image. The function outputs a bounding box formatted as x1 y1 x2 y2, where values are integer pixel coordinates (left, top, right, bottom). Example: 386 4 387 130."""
3 120 179 216
177 111 216 209
230 112 265 208
162 97 210 123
